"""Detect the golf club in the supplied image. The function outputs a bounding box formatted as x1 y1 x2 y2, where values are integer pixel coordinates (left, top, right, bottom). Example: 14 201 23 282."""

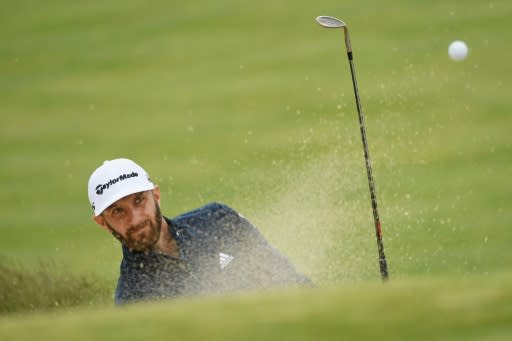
316 15 389 281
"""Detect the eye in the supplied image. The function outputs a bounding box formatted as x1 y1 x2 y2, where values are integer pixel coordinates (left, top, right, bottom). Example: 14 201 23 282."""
111 207 123 217
135 194 145 205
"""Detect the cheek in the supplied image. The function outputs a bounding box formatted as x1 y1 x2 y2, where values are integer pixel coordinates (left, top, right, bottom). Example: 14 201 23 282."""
105 222 125 239
105 218 130 237
108 216 122 226
144 199 159 216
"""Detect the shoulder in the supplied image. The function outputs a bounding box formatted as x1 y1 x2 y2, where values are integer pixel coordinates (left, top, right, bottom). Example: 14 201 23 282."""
172 202 243 228
176 202 238 218
171 202 258 240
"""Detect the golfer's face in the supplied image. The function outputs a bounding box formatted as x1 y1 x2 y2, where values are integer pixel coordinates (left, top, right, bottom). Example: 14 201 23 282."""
101 190 162 251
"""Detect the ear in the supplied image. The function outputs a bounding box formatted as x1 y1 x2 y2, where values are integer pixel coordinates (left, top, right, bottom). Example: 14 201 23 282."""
93 215 110 232
152 186 161 204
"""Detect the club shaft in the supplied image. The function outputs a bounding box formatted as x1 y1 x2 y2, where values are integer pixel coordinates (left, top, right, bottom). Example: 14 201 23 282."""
345 42 389 281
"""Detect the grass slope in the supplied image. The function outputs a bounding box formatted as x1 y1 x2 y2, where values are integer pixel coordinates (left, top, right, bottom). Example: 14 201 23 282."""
1 0 509 279
0 260 110 314
1 272 511 340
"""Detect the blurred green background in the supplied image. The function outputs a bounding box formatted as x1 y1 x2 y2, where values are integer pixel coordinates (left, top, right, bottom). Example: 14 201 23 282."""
0 0 511 338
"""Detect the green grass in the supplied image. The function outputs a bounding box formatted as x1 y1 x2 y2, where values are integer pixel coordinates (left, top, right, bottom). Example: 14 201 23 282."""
1 272 511 340
0 259 110 314
0 0 511 338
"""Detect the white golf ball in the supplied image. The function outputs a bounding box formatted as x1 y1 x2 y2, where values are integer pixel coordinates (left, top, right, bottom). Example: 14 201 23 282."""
448 40 468 61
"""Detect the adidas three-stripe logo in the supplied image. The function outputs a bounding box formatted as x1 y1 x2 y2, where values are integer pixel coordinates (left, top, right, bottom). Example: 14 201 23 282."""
219 252 234 269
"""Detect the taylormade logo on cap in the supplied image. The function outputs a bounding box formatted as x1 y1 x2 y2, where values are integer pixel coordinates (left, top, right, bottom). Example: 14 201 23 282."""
88 158 155 216
95 171 139 195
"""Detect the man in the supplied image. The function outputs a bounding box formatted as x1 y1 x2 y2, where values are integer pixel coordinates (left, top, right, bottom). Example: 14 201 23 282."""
88 158 311 304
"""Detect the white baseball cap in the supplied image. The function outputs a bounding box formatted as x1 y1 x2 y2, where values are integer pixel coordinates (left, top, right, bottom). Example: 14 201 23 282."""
88 158 155 216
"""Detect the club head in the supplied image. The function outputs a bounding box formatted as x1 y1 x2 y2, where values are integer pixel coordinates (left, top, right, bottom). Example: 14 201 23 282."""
316 16 346 28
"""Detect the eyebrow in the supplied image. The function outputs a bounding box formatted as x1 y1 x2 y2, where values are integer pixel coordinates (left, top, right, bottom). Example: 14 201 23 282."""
105 202 118 213
133 192 144 200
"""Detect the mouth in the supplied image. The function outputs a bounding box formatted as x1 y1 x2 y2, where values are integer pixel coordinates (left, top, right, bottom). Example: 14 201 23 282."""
128 220 149 235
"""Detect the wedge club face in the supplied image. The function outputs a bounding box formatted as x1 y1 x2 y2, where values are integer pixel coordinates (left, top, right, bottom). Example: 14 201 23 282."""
316 16 346 28
316 16 352 53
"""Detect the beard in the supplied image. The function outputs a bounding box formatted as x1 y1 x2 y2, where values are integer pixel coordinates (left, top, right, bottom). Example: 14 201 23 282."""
106 202 163 252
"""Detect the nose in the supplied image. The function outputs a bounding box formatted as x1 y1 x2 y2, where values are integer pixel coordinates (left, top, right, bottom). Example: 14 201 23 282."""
127 208 145 227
